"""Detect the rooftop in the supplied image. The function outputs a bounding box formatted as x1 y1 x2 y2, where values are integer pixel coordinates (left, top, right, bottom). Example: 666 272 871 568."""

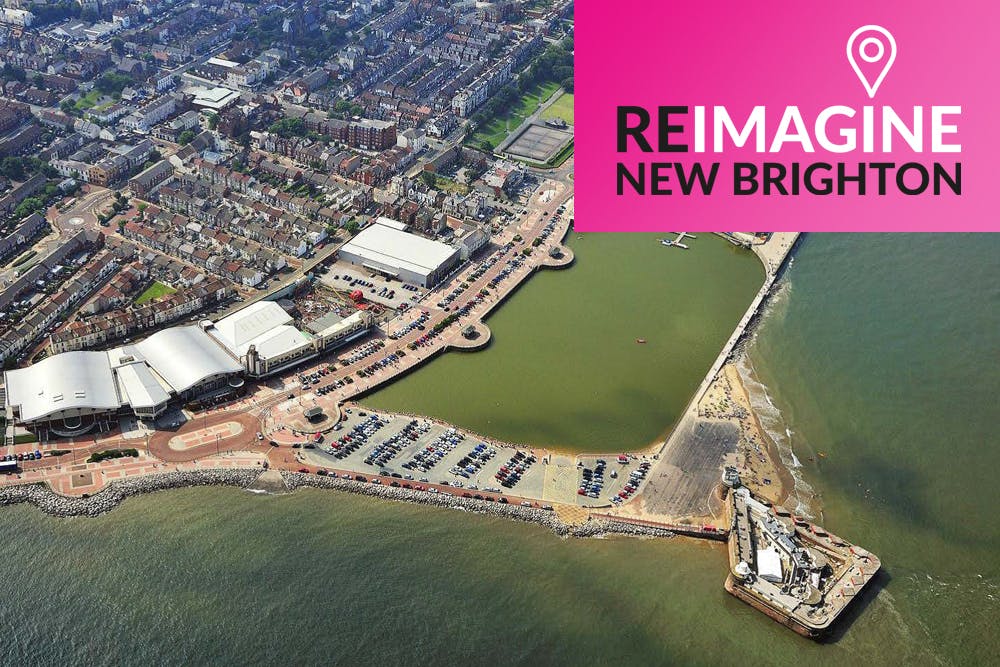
341 222 458 277
4 351 120 423
135 325 242 394
209 300 312 360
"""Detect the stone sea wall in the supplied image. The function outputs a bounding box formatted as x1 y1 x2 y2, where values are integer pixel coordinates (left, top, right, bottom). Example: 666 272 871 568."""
0 469 675 540
0 469 260 518
282 472 675 539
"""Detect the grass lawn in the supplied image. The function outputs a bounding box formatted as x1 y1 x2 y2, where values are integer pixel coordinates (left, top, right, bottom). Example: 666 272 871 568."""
540 91 574 125
135 281 177 305
434 175 470 195
74 89 103 111
468 81 563 151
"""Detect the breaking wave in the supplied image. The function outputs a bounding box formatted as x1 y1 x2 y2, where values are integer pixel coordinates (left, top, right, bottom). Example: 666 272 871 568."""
734 277 819 518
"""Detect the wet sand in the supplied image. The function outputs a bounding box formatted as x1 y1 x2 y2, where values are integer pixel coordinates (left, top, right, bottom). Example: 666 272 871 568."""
721 363 795 506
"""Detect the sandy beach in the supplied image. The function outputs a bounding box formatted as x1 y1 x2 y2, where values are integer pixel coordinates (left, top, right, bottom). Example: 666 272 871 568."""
694 362 794 507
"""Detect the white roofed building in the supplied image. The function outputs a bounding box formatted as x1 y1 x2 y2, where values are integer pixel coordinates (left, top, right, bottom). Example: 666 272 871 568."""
114 361 172 419
206 301 374 377
4 352 121 434
338 221 460 287
191 87 241 112
2 303 371 435
756 547 784 583
2 326 243 435
135 326 243 397
206 301 318 378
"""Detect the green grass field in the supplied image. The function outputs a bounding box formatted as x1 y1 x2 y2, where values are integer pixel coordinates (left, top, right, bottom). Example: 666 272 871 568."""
468 81 562 151
540 92 574 125
135 281 177 305
434 175 470 195
74 90 104 111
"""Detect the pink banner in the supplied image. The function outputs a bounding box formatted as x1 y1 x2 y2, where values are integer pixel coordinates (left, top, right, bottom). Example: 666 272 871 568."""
575 1 999 231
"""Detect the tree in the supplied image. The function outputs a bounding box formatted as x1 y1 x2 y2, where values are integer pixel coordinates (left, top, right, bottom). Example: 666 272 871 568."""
13 196 45 219
420 171 437 189
111 37 125 57
94 72 133 96
344 219 360 235
2 64 25 82
32 73 45 88
177 130 196 145
207 112 219 130
34 159 59 179
0 157 27 181
268 117 307 138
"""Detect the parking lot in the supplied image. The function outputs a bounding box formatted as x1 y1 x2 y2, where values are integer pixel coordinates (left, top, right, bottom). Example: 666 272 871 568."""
320 265 425 310
575 454 652 506
288 407 656 508
301 410 548 499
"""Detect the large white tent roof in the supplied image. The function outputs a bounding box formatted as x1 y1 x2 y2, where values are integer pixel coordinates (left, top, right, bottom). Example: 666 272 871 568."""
209 301 312 360
4 351 121 423
135 325 242 393
212 301 293 351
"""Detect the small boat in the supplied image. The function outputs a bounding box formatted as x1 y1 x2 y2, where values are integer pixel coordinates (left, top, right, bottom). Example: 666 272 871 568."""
636 338 647 344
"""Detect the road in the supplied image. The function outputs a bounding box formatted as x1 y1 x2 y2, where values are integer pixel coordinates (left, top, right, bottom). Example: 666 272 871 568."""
0 185 114 287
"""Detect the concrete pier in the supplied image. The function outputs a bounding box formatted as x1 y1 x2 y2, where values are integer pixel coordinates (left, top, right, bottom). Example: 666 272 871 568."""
694 232 800 407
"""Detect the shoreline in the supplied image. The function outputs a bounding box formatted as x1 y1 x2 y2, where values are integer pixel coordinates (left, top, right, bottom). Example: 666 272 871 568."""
727 361 796 506
607 232 803 525
2 232 803 530
0 466 677 541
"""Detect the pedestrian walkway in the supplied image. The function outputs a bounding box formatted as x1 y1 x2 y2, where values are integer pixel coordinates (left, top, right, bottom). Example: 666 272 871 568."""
554 504 590 526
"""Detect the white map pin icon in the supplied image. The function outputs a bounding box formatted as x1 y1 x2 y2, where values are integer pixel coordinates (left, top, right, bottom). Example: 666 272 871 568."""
847 25 896 98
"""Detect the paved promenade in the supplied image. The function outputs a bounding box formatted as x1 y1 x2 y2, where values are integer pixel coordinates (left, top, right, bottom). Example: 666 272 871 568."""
0 178 575 499
1 208 797 534
269 178 575 435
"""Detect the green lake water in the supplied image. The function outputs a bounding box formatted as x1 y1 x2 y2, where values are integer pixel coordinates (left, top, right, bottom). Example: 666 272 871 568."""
1 233 996 666
365 233 763 451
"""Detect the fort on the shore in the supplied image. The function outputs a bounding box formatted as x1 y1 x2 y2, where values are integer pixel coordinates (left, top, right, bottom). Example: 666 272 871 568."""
723 467 880 637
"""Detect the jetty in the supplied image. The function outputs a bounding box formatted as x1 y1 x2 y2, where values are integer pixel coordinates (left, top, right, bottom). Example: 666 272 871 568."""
660 232 695 249
0 226 881 639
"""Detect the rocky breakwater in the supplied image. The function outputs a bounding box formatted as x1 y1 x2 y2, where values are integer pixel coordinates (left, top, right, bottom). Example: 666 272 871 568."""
0 469 262 518
282 472 676 540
